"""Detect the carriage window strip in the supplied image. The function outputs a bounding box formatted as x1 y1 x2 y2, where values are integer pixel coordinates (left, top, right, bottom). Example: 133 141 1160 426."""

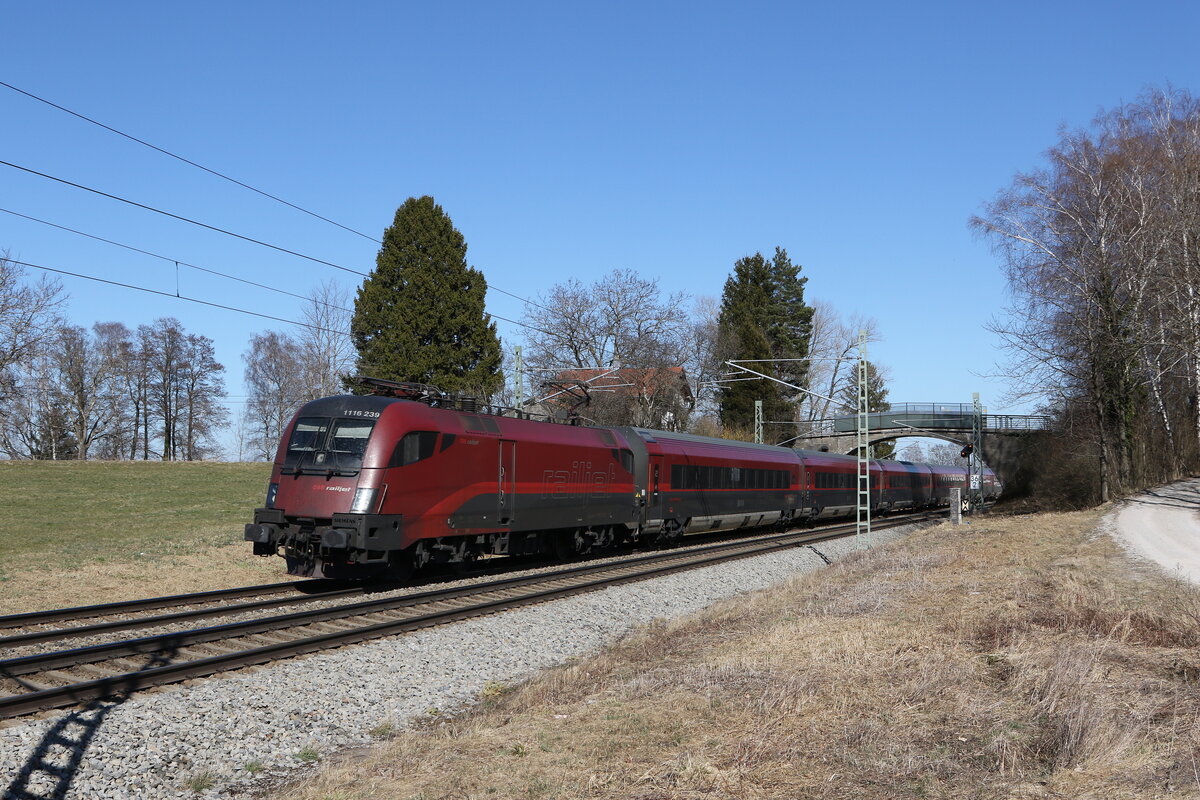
669 465 790 491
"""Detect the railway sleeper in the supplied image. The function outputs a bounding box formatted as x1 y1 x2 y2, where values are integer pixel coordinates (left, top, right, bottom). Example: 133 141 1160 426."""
38 670 81 687
11 676 52 693
72 663 118 679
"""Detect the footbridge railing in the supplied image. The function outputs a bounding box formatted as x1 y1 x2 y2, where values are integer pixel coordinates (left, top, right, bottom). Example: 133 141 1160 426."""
792 405 1051 439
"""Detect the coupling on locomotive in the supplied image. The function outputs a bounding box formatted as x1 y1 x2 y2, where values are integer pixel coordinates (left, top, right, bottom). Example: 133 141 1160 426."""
244 379 1000 579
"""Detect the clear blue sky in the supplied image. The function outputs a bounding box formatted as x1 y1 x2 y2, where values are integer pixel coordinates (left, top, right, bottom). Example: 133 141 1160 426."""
3 0 1198 450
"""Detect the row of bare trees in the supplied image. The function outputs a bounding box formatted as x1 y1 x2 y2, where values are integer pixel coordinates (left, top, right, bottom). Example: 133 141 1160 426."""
974 87 1200 501
0 316 229 460
1 257 230 460
0 258 358 461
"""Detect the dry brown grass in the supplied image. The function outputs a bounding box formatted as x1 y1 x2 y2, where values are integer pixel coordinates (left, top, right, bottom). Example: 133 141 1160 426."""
0 543 290 616
272 510 1200 800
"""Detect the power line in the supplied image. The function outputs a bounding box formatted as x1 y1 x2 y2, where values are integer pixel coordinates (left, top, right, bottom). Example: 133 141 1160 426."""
2 206 555 328
0 159 371 277
0 207 353 312
0 79 378 243
1 159 564 325
8 257 351 336
489 284 556 314
486 310 557 337
0 79 557 318
7 256 559 339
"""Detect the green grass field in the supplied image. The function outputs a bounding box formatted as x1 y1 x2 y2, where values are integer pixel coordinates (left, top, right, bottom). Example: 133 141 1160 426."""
0 460 271 581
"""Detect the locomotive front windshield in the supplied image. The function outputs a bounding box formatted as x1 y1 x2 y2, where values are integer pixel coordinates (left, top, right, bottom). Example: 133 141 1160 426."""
283 416 376 473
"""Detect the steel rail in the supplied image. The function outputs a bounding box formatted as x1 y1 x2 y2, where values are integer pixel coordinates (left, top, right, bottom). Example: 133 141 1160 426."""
0 585 376 648
0 513 942 719
0 509 940 645
0 522 871 674
0 510 944 660
0 579 340 631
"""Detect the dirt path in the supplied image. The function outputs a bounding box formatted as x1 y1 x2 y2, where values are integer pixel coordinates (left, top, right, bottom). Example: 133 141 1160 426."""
1110 477 1200 582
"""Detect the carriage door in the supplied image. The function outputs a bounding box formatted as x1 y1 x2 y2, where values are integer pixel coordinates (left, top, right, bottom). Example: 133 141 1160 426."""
648 455 664 520
499 440 516 525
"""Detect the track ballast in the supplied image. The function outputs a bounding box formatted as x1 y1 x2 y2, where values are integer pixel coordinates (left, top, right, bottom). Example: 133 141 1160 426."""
0 512 944 720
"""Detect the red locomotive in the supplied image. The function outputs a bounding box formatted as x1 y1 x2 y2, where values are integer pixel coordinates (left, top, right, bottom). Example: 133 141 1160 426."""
245 380 1000 579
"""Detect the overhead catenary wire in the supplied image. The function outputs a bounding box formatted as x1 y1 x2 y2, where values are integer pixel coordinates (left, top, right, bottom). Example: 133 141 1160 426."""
0 79 379 243
0 78 561 316
2 207 562 341
0 84 566 327
0 207 353 312
2 159 562 324
6 256 560 340
0 159 372 278
489 284 557 315
9 257 353 336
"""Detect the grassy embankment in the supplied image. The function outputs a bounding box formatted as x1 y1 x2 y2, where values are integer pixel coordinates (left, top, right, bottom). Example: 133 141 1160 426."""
275 509 1200 800
0 460 279 615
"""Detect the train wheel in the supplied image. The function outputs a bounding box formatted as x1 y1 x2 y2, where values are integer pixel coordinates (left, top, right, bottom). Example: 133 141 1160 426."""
387 549 415 584
554 529 596 561
653 520 682 549
553 532 577 562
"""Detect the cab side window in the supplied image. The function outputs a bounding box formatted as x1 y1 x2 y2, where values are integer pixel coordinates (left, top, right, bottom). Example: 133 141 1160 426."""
390 430 438 467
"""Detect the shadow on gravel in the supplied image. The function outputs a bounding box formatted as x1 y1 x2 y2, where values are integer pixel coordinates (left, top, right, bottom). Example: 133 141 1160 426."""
3 644 180 800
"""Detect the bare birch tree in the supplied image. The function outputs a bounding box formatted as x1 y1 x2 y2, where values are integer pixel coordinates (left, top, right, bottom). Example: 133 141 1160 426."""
0 254 64 404
801 301 881 422
55 322 130 459
974 87 1200 500
298 280 355 400
243 331 307 460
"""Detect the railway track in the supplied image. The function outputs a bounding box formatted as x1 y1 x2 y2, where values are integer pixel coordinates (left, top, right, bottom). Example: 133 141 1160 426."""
0 512 942 720
0 578 343 632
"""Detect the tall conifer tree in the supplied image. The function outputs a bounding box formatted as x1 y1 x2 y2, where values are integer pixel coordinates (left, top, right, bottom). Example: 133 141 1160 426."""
716 247 813 440
351 197 502 396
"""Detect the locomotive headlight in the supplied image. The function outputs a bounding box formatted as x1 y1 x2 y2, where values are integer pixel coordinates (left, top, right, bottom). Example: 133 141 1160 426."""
350 487 378 514
265 482 279 508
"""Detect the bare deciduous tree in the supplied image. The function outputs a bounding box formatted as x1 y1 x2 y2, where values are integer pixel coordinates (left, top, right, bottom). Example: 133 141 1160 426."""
520 269 693 427
680 296 722 418
243 331 307 460
0 350 75 459
522 269 687 372
298 280 355 400
177 333 228 460
55 322 130 459
137 318 227 461
0 254 65 404
973 87 1200 501
801 302 881 422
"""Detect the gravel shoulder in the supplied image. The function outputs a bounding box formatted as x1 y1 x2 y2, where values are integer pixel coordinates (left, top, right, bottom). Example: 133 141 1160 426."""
1107 477 1200 582
0 525 914 800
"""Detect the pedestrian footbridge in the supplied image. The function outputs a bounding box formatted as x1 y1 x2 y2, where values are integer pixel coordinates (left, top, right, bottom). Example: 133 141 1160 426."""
791 403 1050 490
794 403 1048 451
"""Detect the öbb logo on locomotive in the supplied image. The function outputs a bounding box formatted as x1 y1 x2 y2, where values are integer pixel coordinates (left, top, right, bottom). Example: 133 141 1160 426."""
244 380 999 580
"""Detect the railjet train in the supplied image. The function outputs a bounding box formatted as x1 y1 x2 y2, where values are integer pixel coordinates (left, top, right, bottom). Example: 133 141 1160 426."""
245 380 1000 579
